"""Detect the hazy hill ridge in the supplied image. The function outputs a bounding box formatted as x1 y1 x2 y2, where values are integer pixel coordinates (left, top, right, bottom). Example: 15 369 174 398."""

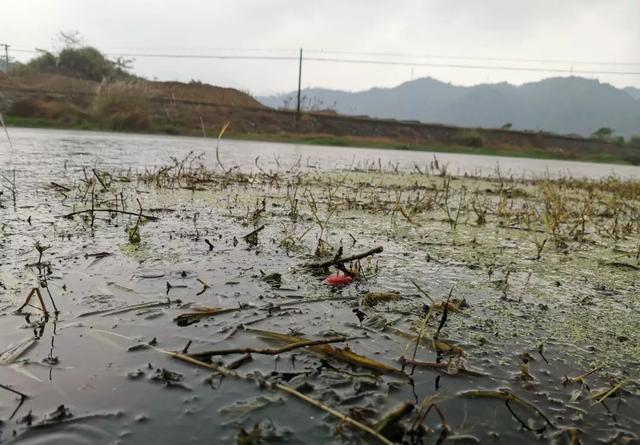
259 76 640 137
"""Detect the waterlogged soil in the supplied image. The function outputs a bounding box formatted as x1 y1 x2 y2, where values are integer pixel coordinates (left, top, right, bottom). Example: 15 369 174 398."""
0 148 639 444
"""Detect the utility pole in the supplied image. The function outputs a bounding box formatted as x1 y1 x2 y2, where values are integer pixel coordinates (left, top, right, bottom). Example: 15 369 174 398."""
1 44 9 72
296 48 303 117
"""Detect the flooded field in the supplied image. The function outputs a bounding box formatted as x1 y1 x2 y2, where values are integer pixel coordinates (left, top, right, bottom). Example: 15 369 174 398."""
0 128 639 444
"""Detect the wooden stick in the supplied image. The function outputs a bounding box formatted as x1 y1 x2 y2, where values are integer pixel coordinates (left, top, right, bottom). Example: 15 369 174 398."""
16 288 48 315
189 336 351 360
458 389 556 429
374 401 415 434
400 358 487 377
167 350 394 444
62 209 159 221
275 382 395 445
242 225 265 239
0 383 28 399
96 330 396 445
173 295 355 325
304 246 383 269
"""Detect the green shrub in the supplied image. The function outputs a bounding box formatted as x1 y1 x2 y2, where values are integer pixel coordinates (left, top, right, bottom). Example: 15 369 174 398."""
12 46 135 81
58 47 114 81
592 127 614 140
12 52 57 75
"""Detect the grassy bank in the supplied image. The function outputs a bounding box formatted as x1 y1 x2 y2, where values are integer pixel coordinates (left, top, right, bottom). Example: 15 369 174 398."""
232 132 631 164
4 115 631 165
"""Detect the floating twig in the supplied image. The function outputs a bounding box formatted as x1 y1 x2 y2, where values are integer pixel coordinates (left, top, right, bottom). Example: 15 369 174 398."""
374 401 415 435
458 389 556 429
189 336 353 360
400 357 486 377
62 209 159 221
134 340 395 445
0 337 38 365
78 300 172 318
563 364 604 386
304 246 383 269
246 328 403 375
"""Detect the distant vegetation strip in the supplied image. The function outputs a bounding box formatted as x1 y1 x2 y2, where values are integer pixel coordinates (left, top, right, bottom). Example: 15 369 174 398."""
4 115 631 165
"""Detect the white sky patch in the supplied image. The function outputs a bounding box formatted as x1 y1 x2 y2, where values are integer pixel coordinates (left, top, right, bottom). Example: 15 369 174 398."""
3 0 639 95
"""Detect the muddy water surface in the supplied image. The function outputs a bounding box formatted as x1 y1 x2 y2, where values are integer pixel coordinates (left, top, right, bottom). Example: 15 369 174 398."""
0 128 638 444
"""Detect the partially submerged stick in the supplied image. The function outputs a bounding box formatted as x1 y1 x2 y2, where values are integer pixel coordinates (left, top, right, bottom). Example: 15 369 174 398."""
78 300 172 318
0 383 27 399
563 364 603 386
90 328 395 445
0 383 28 421
242 225 265 246
374 401 415 435
16 288 53 316
400 357 486 377
165 350 395 445
62 209 159 221
0 337 38 365
246 328 404 375
304 246 383 269
173 295 355 326
590 378 631 404
275 383 396 445
188 336 351 360
458 389 556 429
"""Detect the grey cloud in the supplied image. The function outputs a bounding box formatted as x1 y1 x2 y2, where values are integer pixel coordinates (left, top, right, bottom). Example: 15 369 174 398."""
3 0 638 94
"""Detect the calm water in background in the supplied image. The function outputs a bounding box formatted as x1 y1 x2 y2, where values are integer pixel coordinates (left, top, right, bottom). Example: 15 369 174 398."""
2 127 640 183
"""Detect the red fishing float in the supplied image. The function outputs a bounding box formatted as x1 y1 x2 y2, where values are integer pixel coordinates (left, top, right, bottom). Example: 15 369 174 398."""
324 273 353 286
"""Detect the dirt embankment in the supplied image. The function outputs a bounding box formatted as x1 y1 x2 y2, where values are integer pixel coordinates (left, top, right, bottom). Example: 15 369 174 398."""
0 72 264 108
1 72 638 164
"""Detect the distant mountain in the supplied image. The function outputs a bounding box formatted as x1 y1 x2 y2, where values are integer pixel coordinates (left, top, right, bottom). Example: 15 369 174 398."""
625 86 640 100
258 77 640 138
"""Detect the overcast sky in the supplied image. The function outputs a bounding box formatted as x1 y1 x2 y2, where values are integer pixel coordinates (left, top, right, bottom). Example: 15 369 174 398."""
3 0 639 95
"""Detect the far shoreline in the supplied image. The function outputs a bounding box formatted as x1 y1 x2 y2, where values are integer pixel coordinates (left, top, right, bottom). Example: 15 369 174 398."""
3 116 633 166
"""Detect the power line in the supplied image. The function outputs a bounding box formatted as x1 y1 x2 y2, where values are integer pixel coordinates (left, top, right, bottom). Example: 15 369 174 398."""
84 51 640 76
8 47 640 76
302 56 640 76
108 53 297 61
10 45 640 68
304 49 640 67
11 48 39 53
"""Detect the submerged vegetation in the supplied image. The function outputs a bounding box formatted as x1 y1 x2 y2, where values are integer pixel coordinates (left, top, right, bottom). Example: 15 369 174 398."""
0 132 639 443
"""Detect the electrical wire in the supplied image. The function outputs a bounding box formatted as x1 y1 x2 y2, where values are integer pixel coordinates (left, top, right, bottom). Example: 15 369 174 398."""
8 47 640 76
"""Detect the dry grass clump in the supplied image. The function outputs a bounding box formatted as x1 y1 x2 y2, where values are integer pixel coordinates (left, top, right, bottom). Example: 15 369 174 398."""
92 81 152 131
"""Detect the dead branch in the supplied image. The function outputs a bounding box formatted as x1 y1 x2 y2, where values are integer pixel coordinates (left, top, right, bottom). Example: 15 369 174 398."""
189 336 352 360
304 246 383 269
62 209 159 221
